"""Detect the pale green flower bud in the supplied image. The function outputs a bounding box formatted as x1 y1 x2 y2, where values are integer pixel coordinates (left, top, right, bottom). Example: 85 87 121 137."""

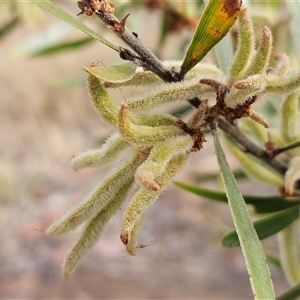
46 149 146 236
118 103 184 146
229 7 255 83
62 180 133 280
71 132 129 170
121 154 187 254
135 135 194 191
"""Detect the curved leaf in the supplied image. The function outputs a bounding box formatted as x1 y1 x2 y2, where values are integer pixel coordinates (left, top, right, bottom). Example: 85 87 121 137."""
276 283 300 300
180 0 241 76
222 205 299 247
30 0 118 52
84 62 137 84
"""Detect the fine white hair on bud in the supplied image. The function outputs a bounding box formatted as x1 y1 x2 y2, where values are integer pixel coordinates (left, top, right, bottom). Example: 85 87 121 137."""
265 71 300 94
127 78 216 111
118 103 184 146
224 75 266 108
46 149 145 236
242 26 273 78
273 53 290 76
228 7 255 84
86 69 119 126
121 154 187 253
71 132 129 170
135 135 194 191
61 180 133 280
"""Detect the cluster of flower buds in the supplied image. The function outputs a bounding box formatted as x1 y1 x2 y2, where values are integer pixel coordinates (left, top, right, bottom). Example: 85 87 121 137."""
47 6 300 279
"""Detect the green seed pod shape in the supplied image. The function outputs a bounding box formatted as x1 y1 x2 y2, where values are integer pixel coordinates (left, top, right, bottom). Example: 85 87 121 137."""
135 135 194 191
118 103 184 146
228 7 255 83
242 26 273 78
121 154 187 253
86 70 119 126
62 180 134 280
71 132 129 170
46 149 146 236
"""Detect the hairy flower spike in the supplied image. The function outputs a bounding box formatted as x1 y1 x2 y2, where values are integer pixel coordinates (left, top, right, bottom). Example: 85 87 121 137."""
135 135 194 190
46 149 145 236
121 154 187 253
242 26 273 78
224 75 266 108
228 7 255 83
118 103 184 146
71 132 129 170
86 68 119 126
62 180 133 280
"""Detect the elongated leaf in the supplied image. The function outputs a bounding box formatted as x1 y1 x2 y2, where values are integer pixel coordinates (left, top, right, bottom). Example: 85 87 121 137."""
20 36 93 57
30 0 118 51
222 205 299 247
174 182 300 213
0 16 19 40
180 0 241 76
212 130 275 300
85 62 137 83
276 283 300 300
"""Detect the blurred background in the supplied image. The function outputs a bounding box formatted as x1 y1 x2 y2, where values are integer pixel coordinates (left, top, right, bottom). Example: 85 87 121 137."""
0 1 294 298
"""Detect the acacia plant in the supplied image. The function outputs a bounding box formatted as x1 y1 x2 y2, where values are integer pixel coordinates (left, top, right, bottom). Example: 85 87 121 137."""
31 0 300 299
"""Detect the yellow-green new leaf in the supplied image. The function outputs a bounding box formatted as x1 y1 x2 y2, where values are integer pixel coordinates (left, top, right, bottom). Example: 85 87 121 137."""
180 0 241 77
85 63 137 84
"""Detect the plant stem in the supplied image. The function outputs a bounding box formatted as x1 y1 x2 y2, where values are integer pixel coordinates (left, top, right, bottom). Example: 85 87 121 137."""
217 117 287 175
274 140 300 157
95 10 181 82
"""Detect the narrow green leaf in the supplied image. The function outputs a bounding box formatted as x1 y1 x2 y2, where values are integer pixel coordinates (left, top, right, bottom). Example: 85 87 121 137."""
0 16 19 40
180 0 241 76
23 37 93 57
174 181 300 213
84 62 137 84
276 283 300 300
29 0 118 52
192 169 247 181
212 129 275 299
265 254 282 269
214 32 234 73
222 205 299 247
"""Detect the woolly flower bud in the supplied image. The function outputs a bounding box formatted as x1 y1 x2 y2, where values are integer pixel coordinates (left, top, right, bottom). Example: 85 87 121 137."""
46 149 146 236
225 75 266 108
118 103 184 146
135 135 194 190
121 154 187 254
62 180 133 280
71 132 129 170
